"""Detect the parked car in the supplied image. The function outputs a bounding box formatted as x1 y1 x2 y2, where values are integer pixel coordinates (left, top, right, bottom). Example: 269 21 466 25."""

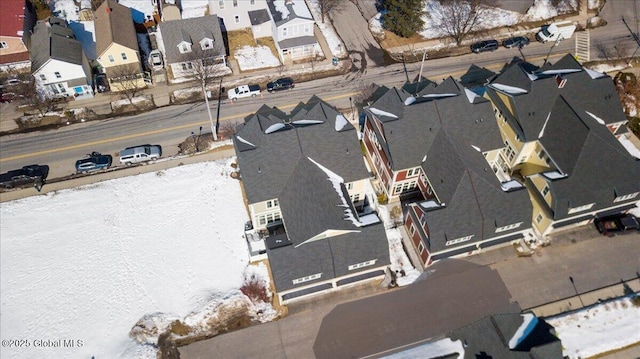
75 151 113 173
119 144 162 165
0 92 19 103
95 73 109 93
227 84 260 101
470 40 499 53
0 164 49 189
149 50 164 71
502 36 530 49
267 78 295 92
594 214 640 236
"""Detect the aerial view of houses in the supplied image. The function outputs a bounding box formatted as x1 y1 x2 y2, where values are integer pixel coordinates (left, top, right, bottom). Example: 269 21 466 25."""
1 0 640 358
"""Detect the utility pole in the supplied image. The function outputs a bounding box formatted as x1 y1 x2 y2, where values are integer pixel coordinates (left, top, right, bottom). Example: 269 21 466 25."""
215 77 223 138
417 49 428 83
203 79 217 141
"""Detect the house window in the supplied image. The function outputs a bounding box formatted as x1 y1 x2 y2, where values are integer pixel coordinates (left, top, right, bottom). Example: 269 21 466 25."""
504 140 516 161
445 235 474 246
181 62 193 70
614 192 638 203
535 213 543 223
495 222 523 233
350 193 360 202
282 27 287 36
348 259 377 271
406 168 419 177
57 83 66 93
257 211 281 226
54 72 61 78
394 181 417 195
108 55 115 62
234 15 240 23
542 185 549 196
266 199 279 208
201 39 213 50
292 273 321 285
0 41 7 48
49 84 59 93
250 0 255 4
347 183 353 190
410 224 416 236
304 24 310 33
39 74 46 81
219 0 224 9
418 241 425 254
179 43 192 54
233 0 238 6
567 203 595 214
121 53 127 60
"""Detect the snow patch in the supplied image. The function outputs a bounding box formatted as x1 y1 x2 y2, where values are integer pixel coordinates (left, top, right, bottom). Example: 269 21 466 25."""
618 135 640 159
236 135 256 148
404 96 417 106
508 313 538 349
377 206 420 286
335 114 348 131
585 111 606 125
265 123 287 134
235 46 281 71
585 68 606 79
306 0 346 57
464 88 480 103
273 0 290 19
369 107 399 119
491 83 528 95
382 337 465 358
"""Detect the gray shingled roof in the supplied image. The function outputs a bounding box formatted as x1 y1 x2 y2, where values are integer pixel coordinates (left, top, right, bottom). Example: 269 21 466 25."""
158 15 226 65
31 18 84 72
248 9 270 25
266 0 313 26
268 158 390 292
487 54 626 142
448 313 563 359
95 0 138 58
234 97 368 204
278 35 317 49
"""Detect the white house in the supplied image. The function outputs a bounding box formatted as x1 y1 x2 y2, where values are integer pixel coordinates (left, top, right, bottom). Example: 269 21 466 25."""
207 0 269 32
266 0 321 62
30 18 92 99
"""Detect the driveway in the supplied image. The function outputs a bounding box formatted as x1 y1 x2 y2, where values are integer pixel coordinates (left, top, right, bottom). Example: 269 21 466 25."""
330 0 386 77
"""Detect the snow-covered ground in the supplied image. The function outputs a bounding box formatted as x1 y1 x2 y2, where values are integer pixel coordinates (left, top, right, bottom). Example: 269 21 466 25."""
0 159 259 359
547 296 640 359
235 45 281 71
371 0 577 41
307 0 346 58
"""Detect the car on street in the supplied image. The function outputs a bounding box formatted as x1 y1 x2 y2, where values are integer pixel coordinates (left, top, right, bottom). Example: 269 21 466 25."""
119 144 162 165
0 164 49 189
502 36 530 49
267 77 295 92
594 213 640 236
0 91 19 103
75 152 113 173
95 73 109 93
470 40 499 53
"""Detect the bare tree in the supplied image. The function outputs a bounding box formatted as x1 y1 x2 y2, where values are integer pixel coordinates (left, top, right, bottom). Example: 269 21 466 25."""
594 41 612 61
108 63 146 104
613 41 629 59
19 82 65 117
429 0 495 46
318 0 346 23
181 47 229 141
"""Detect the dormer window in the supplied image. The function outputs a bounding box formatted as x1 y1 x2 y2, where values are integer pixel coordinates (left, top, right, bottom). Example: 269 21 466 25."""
200 38 214 50
178 42 192 54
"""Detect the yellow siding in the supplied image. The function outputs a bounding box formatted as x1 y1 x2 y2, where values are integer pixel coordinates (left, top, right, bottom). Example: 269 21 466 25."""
496 91 515 116
100 43 141 71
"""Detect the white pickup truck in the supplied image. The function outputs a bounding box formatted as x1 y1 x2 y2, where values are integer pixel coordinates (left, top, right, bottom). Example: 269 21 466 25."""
227 84 261 101
535 21 576 43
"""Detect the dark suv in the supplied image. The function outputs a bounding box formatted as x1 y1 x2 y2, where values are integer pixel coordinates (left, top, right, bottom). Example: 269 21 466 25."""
470 40 499 53
594 213 640 236
75 152 113 173
267 77 295 92
0 164 49 190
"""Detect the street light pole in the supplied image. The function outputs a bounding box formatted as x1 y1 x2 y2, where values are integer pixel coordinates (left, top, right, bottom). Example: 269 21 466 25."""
215 77 223 139
418 49 428 83
569 276 585 307
202 79 217 141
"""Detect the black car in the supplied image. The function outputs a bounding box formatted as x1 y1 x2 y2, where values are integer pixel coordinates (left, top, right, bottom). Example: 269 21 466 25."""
470 40 499 53
594 213 640 236
267 77 295 92
0 164 49 190
502 36 530 49
75 151 113 173
95 73 109 93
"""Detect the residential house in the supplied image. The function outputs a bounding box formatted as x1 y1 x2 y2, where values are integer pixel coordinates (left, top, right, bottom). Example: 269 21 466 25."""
157 15 229 82
207 0 269 32
94 0 145 91
445 312 563 358
485 54 640 236
266 0 320 62
233 96 389 303
363 80 533 267
30 18 93 99
0 0 30 70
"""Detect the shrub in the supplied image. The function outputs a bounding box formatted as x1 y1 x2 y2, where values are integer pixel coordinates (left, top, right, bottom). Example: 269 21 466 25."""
240 276 269 303
377 193 388 205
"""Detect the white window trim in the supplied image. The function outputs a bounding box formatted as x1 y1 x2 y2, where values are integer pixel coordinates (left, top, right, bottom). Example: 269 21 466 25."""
348 259 377 271
292 273 321 285
567 203 595 214
445 235 474 246
495 222 523 233
614 192 638 203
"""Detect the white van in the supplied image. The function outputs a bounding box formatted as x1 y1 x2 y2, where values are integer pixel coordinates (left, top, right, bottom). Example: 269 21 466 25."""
119 144 162 165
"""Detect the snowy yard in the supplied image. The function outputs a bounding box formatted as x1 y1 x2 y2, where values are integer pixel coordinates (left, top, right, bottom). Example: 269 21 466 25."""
0 159 269 359
235 46 281 71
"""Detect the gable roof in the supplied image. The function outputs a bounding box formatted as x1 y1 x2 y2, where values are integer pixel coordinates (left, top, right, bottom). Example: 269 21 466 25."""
95 0 138 57
234 97 368 204
486 54 626 142
30 18 84 72
0 0 25 37
158 15 226 64
266 0 313 26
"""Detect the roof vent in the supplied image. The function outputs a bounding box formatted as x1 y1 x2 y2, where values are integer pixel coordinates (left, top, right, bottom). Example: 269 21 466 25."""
556 75 567 88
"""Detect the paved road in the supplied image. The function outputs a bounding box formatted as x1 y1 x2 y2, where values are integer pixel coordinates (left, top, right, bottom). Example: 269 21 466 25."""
180 227 640 358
